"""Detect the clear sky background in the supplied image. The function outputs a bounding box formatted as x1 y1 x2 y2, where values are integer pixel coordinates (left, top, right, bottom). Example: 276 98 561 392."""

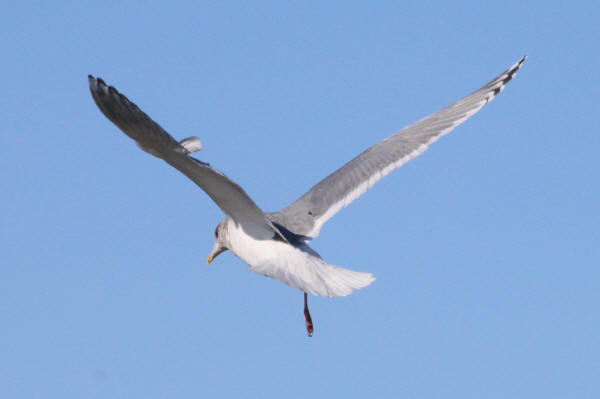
2 1 598 398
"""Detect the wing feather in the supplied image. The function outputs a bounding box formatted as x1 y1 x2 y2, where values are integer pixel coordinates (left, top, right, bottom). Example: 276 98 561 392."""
88 76 285 241
270 56 526 238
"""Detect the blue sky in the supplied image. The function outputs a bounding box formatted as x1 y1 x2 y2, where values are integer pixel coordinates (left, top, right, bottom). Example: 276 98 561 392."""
2 1 599 398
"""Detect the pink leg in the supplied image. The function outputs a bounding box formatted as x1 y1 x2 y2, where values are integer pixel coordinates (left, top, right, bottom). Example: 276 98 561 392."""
304 292 314 337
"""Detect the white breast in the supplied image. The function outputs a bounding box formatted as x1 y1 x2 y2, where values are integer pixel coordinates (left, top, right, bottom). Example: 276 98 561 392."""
225 219 289 267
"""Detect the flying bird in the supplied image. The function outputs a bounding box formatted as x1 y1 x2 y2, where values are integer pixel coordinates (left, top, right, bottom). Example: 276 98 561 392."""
89 56 525 336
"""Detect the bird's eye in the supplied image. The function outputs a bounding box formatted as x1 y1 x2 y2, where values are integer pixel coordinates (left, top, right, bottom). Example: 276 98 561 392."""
214 226 219 238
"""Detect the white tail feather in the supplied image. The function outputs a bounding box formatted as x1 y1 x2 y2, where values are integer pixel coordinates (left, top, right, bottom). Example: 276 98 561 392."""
249 253 375 297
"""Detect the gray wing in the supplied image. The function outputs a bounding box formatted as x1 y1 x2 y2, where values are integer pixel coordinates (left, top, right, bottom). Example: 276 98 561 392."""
270 56 526 239
89 76 285 241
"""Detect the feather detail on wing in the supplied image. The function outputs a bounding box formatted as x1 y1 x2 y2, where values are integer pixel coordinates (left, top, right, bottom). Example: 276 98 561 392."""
88 75 286 241
270 56 526 238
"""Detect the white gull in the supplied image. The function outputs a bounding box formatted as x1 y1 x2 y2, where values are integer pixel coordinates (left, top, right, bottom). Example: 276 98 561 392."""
89 56 526 336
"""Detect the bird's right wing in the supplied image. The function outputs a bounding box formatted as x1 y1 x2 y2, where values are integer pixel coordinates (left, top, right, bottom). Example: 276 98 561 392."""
89 76 285 241
270 56 526 239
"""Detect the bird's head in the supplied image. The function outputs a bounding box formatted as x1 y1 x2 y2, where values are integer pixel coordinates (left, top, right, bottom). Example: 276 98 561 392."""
206 219 229 264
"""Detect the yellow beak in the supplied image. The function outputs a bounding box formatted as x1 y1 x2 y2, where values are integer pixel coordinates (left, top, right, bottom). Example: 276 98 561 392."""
207 242 224 265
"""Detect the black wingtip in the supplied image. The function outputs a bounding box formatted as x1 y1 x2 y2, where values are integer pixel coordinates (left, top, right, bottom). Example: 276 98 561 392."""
503 55 527 84
88 75 102 88
519 54 527 65
513 55 527 70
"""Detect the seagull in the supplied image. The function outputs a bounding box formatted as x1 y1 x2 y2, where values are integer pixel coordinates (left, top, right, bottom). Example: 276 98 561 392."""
89 56 525 336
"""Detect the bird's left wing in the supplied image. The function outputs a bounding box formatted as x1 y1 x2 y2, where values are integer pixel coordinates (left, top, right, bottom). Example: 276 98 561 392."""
270 56 526 239
88 76 285 241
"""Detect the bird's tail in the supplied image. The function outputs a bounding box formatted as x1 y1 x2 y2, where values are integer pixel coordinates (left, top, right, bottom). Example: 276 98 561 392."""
249 249 375 297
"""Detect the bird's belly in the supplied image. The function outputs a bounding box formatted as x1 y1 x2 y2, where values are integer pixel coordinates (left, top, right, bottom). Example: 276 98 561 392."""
226 223 289 267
